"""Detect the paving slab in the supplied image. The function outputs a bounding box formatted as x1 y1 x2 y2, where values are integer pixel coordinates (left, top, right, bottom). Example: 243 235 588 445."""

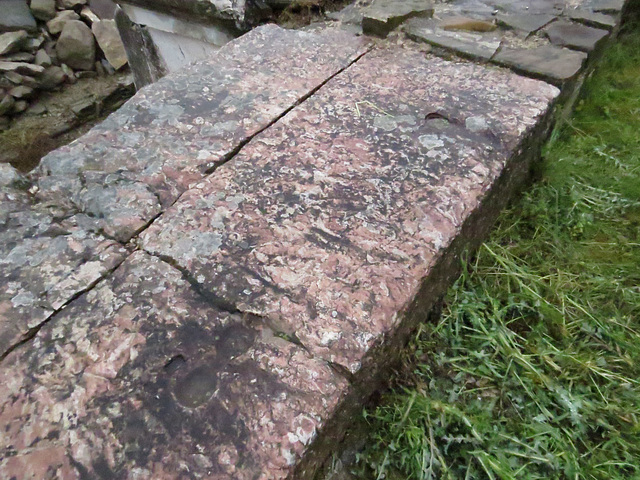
493 45 588 85
0 251 348 479
362 0 434 37
495 12 557 35
34 25 369 242
142 45 559 374
404 18 501 60
567 9 617 30
544 19 609 52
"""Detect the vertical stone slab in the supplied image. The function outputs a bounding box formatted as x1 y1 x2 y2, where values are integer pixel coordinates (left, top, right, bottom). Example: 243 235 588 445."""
0 252 348 479
35 24 369 242
142 46 559 374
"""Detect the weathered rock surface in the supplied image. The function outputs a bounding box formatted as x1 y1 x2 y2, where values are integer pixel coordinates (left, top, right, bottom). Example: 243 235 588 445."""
142 46 558 373
568 9 617 30
362 0 433 37
544 19 609 52
30 0 57 21
46 9 81 35
36 25 369 242
0 60 44 75
0 0 37 32
493 45 588 85
92 19 127 69
0 30 30 56
405 18 501 60
0 251 348 479
56 20 96 71
495 13 556 35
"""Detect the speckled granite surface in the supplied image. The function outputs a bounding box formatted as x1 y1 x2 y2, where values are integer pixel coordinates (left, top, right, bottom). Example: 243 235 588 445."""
0 6 627 477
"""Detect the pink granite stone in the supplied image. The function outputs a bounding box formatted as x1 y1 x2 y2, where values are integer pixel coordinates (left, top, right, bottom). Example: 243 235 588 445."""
0 251 347 479
142 45 559 373
34 24 369 242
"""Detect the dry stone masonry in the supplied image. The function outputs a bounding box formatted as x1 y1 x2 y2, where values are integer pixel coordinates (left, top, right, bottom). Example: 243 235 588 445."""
0 0 634 478
0 0 126 130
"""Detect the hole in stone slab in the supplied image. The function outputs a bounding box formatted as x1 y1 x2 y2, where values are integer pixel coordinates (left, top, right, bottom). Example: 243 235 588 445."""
173 365 219 409
164 354 187 374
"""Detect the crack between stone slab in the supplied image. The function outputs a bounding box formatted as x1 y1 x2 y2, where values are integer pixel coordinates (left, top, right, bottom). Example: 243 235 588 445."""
0 251 132 364
203 46 373 176
144 250 355 385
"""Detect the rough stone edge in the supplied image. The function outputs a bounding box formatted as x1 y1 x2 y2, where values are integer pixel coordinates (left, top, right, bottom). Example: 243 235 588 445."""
299 10 639 480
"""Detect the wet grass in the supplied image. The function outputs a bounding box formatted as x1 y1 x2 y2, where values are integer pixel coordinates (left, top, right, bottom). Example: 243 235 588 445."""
353 17 640 480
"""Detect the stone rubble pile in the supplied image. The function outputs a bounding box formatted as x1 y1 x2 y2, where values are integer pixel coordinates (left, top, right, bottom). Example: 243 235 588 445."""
0 0 126 129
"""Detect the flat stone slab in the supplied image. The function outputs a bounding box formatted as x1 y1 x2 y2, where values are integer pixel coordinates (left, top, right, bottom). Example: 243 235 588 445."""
405 18 501 60
0 167 127 358
493 45 588 85
544 19 609 52
0 0 36 32
496 13 556 35
142 45 559 374
35 25 369 242
0 251 347 479
362 0 434 37
567 9 617 30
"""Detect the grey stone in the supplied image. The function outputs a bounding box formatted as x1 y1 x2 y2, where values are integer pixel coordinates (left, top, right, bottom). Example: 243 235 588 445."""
30 0 57 21
37 65 68 89
1 52 34 62
0 115 9 130
0 162 22 186
24 35 44 52
0 30 29 56
8 85 33 98
405 18 500 60
80 6 100 24
0 94 15 115
35 48 52 67
12 99 27 113
567 10 617 30
362 0 433 37
92 19 127 69
56 20 96 71
89 0 117 19
0 61 45 75
544 20 609 52
27 101 47 114
47 10 80 35
58 0 88 8
0 0 37 33
493 45 588 85
3 71 23 84
496 13 556 35
586 0 624 13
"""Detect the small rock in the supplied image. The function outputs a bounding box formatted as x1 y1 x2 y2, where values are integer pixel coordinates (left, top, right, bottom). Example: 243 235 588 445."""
35 49 53 67
30 0 57 21
88 0 116 19
24 35 45 52
56 20 95 71
70 95 98 118
3 71 23 84
80 6 100 24
0 77 12 88
20 75 40 88
0 94 15 115
37 65 68 89
58 0 88 8
1 0 37 33
8 85 33 98
362 0 433 37
46 10 80 35
0 31 29 56
0 61 45 76
92 19 127 70
27 101 48 114
0 116 10 131
0 162 22 186
1 52 35 62
440 16 497 32
95 58 105 75
12 99 28 113
101 57 115 75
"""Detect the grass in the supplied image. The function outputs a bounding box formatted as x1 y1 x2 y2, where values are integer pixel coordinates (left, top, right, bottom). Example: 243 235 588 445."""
352 17 640 480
